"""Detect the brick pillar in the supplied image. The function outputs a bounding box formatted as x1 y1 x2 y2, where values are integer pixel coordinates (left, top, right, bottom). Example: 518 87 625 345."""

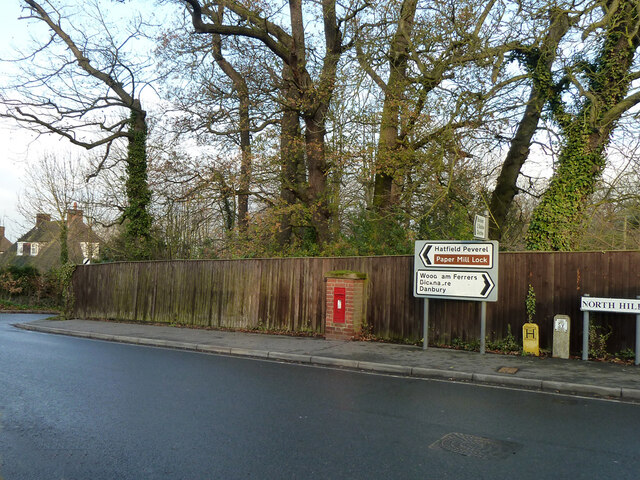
324 271 368 340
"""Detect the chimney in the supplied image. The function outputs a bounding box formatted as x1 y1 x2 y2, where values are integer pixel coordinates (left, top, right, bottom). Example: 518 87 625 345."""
67 202 83 226
36 213 51 227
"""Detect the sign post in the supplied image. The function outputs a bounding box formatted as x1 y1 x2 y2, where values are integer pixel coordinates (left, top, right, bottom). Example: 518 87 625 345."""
580 295 640 364
423 298 429 351
473 212 490 349
414 240 499 353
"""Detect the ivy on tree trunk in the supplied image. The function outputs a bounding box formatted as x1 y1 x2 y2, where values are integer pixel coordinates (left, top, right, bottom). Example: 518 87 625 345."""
526 0 640 251
488 9 571 241
124 109 153 260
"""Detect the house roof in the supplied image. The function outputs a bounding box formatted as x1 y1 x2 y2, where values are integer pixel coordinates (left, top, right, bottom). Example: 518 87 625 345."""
0 237 10 253
0 226 11 253
0 211 103 272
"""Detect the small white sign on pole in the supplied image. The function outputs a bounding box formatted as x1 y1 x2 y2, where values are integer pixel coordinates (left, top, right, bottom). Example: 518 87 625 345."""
473 214 488 240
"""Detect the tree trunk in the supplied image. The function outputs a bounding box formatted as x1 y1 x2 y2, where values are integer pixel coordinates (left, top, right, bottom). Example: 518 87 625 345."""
237 94 251 233
59 221 69 265
291 0 340 246
304 109 331 244
278 96 306 248
124 106 153 259
489 10 571 241
372 0 418 214
211 15 251 235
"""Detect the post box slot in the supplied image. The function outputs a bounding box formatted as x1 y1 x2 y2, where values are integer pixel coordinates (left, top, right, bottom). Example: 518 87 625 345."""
333 287 346 323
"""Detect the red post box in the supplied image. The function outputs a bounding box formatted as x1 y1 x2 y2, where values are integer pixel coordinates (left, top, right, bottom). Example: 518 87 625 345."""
333 287 346 323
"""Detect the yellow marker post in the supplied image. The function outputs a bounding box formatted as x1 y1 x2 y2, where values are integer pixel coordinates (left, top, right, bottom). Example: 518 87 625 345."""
522 323 540 356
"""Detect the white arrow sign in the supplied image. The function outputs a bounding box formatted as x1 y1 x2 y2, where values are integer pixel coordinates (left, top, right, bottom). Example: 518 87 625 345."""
414 270 495 300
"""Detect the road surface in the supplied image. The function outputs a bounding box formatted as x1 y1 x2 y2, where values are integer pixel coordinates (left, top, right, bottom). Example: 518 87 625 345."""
1 313 639 479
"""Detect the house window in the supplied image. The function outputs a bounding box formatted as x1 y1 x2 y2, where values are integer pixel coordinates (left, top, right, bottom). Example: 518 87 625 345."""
17 242 40 256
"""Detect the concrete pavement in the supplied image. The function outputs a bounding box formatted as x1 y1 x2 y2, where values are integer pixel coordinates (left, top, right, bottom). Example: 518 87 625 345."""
11 314 640 403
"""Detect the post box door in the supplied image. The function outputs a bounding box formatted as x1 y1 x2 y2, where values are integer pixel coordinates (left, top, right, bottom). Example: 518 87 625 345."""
333 287 346 323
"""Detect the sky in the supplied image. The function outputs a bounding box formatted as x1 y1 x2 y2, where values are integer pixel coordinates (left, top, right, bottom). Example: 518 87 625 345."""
0 2 28 242
0 2 76 242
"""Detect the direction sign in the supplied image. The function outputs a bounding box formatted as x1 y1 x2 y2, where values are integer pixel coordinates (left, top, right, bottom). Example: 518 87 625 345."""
418 241 495 269
415 270 495 299
413 240 499 302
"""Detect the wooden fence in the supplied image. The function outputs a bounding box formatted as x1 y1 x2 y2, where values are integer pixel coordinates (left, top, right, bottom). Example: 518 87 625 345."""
72 251 640 354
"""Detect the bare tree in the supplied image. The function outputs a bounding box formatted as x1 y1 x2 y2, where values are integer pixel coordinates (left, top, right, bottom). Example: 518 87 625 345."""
17 152 97 263
181 0 365 246
1 0 155 259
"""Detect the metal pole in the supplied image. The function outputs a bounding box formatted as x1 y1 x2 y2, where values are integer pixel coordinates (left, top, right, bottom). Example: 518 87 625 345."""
480 301 486 355
423 298 429 351
582 294 590 361
484 210 490 241
634 295 640 365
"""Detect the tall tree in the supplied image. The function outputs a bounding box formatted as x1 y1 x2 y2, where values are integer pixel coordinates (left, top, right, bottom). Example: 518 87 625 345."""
488 6 575 241
526 0 640 250
277 63 307 248
182 0 362 246
1 0 154 259
367 0 418 214
209 6 251 234
156 14 282 243
356 0 502 218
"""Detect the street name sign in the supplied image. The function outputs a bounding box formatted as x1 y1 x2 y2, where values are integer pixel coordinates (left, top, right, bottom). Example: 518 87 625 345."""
580 296 640 314
579 295 640 365
413 240 499 302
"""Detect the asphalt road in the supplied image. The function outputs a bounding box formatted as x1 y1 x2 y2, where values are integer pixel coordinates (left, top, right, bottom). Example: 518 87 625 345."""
1 313 639 479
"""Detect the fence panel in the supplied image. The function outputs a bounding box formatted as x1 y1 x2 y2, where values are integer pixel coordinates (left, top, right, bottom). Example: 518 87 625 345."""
71 251 640 353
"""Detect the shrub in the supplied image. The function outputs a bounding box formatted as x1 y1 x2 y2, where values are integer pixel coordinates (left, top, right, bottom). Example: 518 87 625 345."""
588 323 612 359
0 265 62 309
